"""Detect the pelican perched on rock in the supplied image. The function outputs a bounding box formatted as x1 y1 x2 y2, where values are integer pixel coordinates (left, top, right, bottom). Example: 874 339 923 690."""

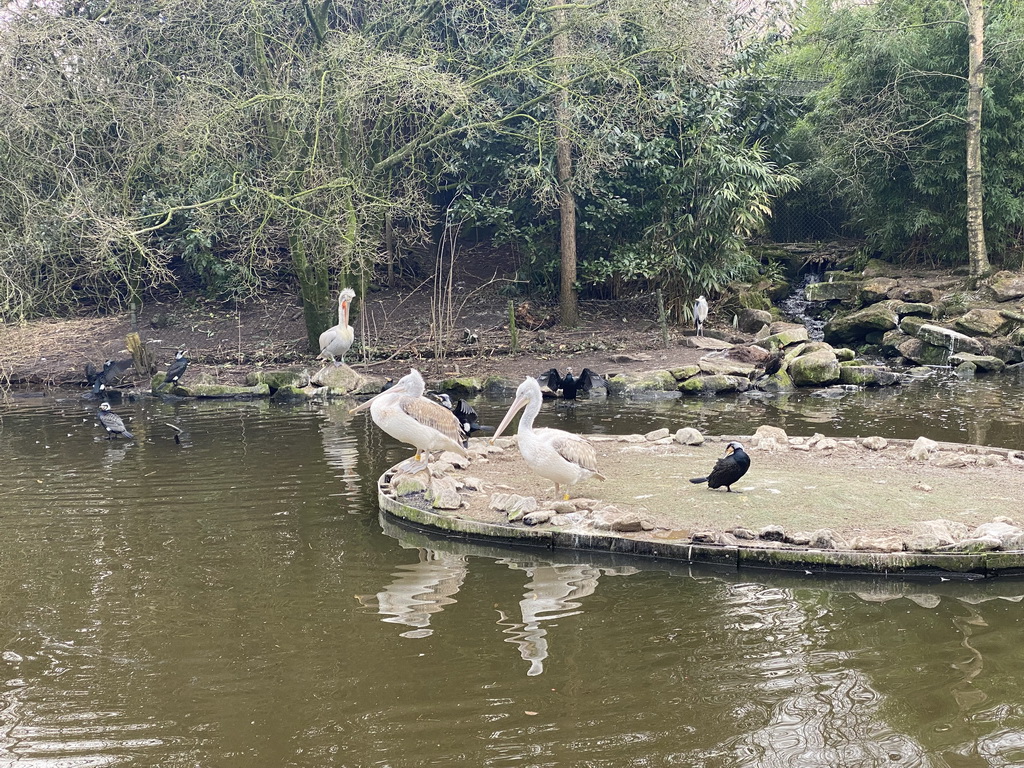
97 402 134 439
319 287 356 366
694 295 708 337
350 368 467 471
492 376 605 500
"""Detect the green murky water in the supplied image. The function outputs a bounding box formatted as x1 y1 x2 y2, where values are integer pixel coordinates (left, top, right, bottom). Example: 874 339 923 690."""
1 371 1024 767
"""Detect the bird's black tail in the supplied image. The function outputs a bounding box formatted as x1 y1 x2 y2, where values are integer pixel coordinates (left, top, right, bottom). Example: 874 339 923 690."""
122 429 135 439
689 476 708 484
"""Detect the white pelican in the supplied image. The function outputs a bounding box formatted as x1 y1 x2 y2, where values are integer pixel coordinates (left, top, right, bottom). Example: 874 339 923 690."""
492 376 605 500
694 295 708 337
350 369 467 471
319 287 357 365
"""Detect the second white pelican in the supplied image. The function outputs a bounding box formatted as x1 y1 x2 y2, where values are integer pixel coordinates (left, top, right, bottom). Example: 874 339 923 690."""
350 368 467 471
492 376 605 500
319 287 357 365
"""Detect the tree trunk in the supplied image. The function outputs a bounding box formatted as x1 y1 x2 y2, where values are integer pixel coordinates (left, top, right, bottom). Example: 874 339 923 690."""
966 0 989 279
553 5 579 327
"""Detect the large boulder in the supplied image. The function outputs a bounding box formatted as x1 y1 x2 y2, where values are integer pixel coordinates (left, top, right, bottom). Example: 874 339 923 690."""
755 326 809 352
896 338 953 366
606 370 679 397
246 368 311 391
823 305 899 345
889 301 935 318
839 364 903 387
948 352 1006 373
698 357 757 378
889 285 940 304
915 324 985 354
679 374 750 395
313 365 373 395
806 281 858 302
954 308 1009 336
789 348 840 386
990 270 1024 302
736 308 773 333
860 277 899 304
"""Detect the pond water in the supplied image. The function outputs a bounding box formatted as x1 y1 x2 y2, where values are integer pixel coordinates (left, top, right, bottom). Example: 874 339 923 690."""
1 372 1024 767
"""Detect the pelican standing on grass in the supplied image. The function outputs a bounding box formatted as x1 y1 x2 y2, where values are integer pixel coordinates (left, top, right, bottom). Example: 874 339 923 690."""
694 295 708 337
319 287 356 366
491 376 605 500
349 369 467 472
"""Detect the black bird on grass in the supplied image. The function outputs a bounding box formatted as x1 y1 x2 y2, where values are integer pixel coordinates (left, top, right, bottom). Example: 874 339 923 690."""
690 441 750 492
97 402 134 439
537 367 606 400
156 349 189 392
432 393 492 445
85 358 133 395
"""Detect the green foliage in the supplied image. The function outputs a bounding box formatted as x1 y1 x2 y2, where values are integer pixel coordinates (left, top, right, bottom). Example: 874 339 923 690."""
775 0 1024 263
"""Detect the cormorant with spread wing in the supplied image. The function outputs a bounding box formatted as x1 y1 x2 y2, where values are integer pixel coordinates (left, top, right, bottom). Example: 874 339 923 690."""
536 367 606 400
432 393 493 445
97 402 134 439
86 358 133 395
689 441 750 492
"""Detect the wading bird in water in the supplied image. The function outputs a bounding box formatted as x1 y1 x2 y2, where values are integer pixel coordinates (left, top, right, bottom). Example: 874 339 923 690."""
97 402 134 439
536 367 606 400
319 287 356 366
350 369 467 472
690 441 750 492
492 376 605 500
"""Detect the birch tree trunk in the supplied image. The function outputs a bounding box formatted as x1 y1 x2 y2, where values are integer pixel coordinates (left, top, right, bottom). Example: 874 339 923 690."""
552 4 579 327
966 0 990 279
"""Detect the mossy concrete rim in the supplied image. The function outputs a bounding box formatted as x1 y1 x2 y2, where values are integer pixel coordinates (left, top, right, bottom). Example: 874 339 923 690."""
376 469 1024 578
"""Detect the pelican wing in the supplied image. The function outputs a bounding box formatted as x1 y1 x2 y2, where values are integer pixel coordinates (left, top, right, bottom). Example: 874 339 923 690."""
398 395 465 444
548 432 601 473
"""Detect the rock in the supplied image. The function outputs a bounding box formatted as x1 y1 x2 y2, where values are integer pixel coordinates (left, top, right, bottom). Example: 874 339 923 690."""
809 529 838 549
908 436 938 461
915 324 985 354
389 470 430 497
434 377 484 396
758 369 795 392
806 281 858 302
905 534 943 552
755 326 810 352
839 365 902 387
913 519 969 545
848 535 905 553
932 453 968 468
610 514 645 533
860 277 899 303
954 309 1008 336
488 493 538 517
789 348 840 387
698 357 757 377
899 315 930 336
645 428 670 441
862 258 897 277
861 436 887 451
246 368 311 390
890 286 940 304
754 425 788 443
674 427 704 445
523 510 555 526
823 305 899 345
971 522 1024 548
952 536 1002 553
912 482 932 492
815 438 838 451
737 308 773 333
606 370 679 396
759 525 786 542
669 365 702 381
462 476 485 491
833 347 857 362
986 339 1024 364
948 352 1006 373
895 338 953 367
175 381 272 399
889 301 936 318
679 374 749 395
427 476 463 509
312 365 370 395
785 531 813 546
729 526 757 540
990 270 1024 302
270 384 314 402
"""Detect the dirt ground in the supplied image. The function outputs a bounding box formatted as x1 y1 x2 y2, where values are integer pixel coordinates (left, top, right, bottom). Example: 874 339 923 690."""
1 254 711 391
439 435 1024 543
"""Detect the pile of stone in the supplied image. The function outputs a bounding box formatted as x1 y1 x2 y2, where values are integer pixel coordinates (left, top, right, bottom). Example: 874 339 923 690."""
813 265 1024 374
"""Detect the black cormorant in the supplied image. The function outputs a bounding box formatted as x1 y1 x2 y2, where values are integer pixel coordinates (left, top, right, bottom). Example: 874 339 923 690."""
86 358 132 395
689 441 750 492
157 350 189 391
97 402 134 439
537 367 606 400
432 393 492 445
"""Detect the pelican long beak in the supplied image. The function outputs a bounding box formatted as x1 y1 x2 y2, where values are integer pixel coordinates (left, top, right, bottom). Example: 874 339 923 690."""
349 389 388 414
490 394 528 442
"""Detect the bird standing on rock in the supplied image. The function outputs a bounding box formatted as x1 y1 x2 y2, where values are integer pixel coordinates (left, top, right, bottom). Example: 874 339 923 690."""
86 358 133 395
694 295 709 337
690 441 749 492
319 287 356 366
537 367 606 400
156 350 189 392
97 402 134 439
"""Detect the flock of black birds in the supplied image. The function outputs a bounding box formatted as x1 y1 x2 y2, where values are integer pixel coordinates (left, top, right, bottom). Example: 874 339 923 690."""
86 352 750 492
87 349 189 441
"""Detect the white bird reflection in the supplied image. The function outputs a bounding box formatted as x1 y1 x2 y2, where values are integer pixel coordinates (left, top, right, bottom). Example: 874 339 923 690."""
320 401 361 495
356 549 468 638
